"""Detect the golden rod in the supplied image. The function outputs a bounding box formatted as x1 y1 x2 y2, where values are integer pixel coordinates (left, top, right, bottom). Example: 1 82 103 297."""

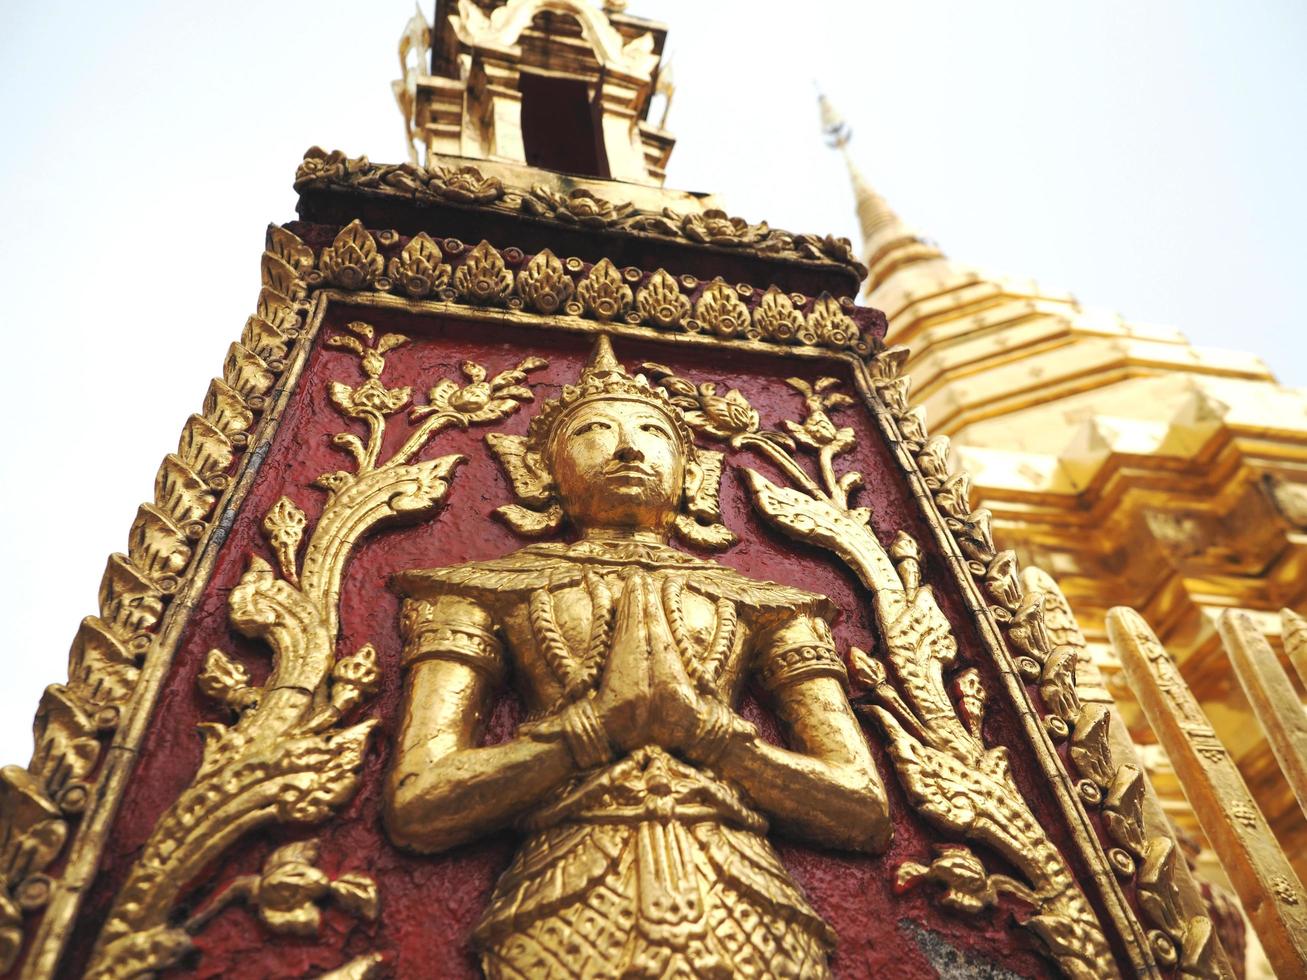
1220 610 1307 821
1109 606 1307 978
1282 608 1307 693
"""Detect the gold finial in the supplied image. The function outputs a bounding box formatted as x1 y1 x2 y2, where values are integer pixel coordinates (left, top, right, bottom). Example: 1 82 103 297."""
817 91 851 150
815 91 913 253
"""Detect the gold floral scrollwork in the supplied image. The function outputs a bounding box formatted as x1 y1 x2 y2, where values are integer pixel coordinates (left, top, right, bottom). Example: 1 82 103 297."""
387 231 450 299
867 343 1232 978
691 278 751 337
295 150 871 280
318 219 384 291
634 268 690 329
454 240 514 306
429 164 504 204
752 286 804 343
84 325 547 980
576 257 632 321
668 207 775 250
515 248 575 315
647 366 1117 977
896 844 1038 914
180 839 378 939
519 186 633 228
262 495 307 585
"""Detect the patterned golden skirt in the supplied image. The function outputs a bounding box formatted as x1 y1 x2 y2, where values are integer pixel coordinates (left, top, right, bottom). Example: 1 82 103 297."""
474 748 835 980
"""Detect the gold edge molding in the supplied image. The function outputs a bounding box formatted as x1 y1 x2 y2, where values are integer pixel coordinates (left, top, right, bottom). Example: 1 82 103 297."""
7 228 324 979
4 218 1164 978
851 356 1160 978
295 221 877 360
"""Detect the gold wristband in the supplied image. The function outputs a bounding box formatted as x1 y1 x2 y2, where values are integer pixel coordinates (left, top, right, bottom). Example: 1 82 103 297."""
561 699 613 770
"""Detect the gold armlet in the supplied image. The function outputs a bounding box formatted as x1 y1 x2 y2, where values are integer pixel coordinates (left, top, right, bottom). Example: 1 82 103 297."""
402 623 505 683
758 642 847 692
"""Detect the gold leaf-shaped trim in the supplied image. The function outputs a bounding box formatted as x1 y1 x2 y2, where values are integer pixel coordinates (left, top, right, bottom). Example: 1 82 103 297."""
203 379 255 438
807 293 859 348
319 220 383 291
176 414 234 481
693 279 751 337
224 344 275 404
516 249 574 315
256 287 300 336
266 224 314 275
97 555 163 636
454 240 513 306
261 253 304 300
387 232 450 299
126 505 191 590
241 315 291 363
752 286 804 342
635 269 690 329
154 454 215 526
576 258 632 321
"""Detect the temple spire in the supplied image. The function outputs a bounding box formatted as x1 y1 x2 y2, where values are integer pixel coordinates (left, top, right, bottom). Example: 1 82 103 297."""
817 93 905 245
394 0 674 185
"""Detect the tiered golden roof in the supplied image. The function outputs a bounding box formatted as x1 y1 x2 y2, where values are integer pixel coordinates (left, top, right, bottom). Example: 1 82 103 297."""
822 97 1307 891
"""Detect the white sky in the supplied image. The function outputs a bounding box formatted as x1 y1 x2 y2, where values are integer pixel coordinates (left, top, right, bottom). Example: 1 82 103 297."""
0 0 1304 766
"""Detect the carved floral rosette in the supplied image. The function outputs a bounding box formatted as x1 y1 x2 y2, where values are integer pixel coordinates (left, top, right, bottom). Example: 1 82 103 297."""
0 216 1210 980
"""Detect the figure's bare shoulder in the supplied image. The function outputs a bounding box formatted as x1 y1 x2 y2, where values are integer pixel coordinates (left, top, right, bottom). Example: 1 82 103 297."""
391 543 584 600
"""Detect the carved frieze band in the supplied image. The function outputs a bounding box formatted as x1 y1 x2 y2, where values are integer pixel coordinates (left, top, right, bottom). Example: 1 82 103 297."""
302 218 879 358
294 147 869 280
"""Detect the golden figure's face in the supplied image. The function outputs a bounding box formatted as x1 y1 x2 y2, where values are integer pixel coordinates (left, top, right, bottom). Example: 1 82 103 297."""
550 398 690 533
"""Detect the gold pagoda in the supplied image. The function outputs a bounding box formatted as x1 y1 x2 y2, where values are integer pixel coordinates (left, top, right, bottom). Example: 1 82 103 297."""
820 94 1307 955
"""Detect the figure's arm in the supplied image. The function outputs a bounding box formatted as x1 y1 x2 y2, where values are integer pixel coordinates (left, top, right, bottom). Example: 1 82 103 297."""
700 615 891 853
384 594 607 853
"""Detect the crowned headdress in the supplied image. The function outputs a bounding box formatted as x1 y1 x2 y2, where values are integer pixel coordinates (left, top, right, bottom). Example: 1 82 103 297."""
486 335 735 549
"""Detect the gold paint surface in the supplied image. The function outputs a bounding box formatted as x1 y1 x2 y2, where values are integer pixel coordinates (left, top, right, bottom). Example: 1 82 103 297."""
826 103 1307 901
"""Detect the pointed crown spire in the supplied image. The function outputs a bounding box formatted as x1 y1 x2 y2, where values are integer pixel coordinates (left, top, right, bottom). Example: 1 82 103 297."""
525 335 696 454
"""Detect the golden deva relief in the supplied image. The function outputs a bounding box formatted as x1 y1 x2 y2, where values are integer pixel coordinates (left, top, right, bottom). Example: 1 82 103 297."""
642 360 1117 978
385 336 890 978
15 220 1145 978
